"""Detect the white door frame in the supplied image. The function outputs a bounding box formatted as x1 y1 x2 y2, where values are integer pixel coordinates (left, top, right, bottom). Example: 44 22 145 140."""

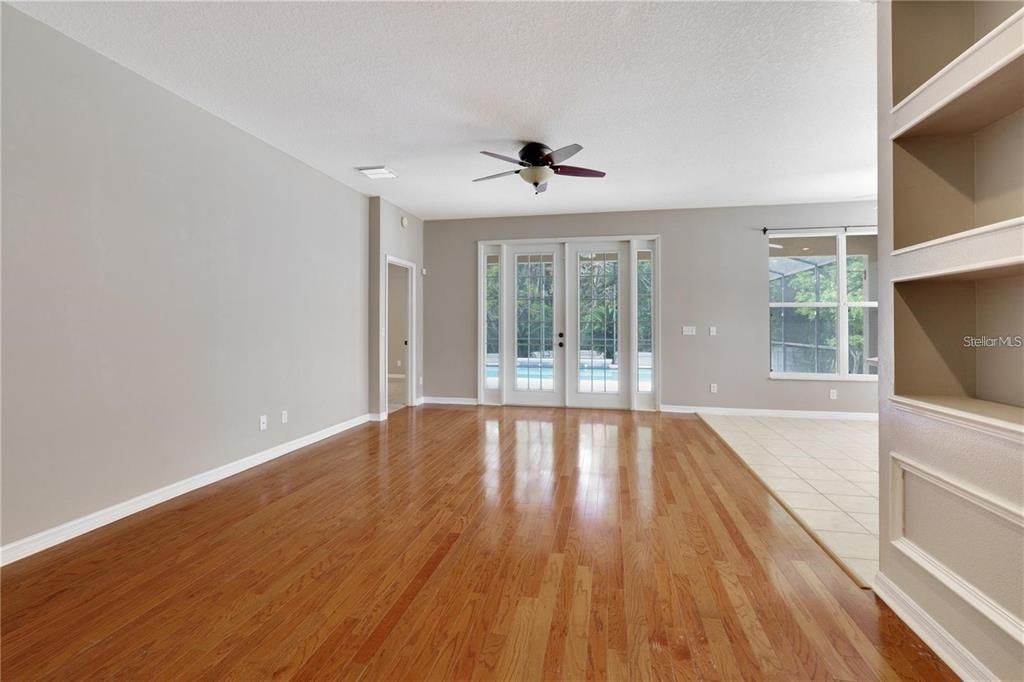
381 255 416 416
476 235 661 410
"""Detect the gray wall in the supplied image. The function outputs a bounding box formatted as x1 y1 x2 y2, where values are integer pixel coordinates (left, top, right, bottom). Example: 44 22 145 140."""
387 264 409 374
1 8 370 543
424 201 879 412
368 197 423 413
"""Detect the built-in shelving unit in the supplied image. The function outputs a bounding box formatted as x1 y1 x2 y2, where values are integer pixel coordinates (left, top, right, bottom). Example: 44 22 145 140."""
888 1 1024 439
893 262 1024 440
890 3 1024 255
879 4 1024 677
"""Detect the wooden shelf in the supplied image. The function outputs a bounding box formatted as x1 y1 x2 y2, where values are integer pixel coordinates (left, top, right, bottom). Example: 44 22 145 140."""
891 394 1024 442
892 7 1024 138
890 217 1024 281
893 53 1024 139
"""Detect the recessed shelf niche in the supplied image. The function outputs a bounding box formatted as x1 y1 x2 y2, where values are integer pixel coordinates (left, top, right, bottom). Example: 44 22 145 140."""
892 1 1024 104
894 263 1024 434
893 107 1023 251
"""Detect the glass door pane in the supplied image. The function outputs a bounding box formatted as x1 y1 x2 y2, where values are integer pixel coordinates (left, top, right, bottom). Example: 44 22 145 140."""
515 253 555 392
566 242 629 409
577 251 619 394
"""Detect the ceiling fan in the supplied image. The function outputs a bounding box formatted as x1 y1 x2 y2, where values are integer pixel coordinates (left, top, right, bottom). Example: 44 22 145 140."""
473 142 606 194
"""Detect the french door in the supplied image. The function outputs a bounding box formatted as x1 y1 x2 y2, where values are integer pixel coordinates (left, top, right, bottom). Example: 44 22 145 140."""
566 242 630 409
503 244 564 406
480 238 657 410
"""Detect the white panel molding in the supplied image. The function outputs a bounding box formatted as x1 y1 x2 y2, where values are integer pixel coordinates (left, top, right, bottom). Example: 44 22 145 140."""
661 404 878 421
888 451 1024 641
423 396 478 405
0 414 374 566
889 395 1024 445
874 572 997 682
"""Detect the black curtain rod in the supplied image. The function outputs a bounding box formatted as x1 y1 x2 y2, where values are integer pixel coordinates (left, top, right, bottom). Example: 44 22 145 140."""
761 224 876 235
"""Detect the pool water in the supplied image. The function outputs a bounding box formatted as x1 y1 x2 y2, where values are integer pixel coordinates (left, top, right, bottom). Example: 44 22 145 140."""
485 365 653 383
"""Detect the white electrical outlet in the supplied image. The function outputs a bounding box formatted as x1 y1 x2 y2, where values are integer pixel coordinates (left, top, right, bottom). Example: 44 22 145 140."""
682 325 697 336
709 326 717 336
397 359 402 368
710 383 718 394
259 415 268 431
419 376 423 385
281 410 288 424
829 389 838 400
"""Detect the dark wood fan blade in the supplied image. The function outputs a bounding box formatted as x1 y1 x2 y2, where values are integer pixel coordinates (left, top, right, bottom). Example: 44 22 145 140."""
472 169 520 182
552 165 606 178
535 181 548 194
480 151 527 166
543 143 582 165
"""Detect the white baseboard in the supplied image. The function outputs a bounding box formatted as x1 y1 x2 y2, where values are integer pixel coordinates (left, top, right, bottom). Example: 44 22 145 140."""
661 404 878 421
423 396 478 405
412 397 425 406
368 412 388 421
0 413 373 567
387 373 406 379
874 572 995 681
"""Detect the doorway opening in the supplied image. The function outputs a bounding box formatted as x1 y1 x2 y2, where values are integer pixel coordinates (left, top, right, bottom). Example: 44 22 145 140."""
477 237 659 410
386 260 413 413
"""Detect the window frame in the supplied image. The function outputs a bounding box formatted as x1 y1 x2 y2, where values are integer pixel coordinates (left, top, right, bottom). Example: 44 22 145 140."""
768 227 879 382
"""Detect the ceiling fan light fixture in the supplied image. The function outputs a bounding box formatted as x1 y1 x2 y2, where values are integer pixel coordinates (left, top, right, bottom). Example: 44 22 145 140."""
519 165 553 186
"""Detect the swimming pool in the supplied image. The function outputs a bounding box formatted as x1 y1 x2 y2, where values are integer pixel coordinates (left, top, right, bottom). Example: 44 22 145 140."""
485 364 653 391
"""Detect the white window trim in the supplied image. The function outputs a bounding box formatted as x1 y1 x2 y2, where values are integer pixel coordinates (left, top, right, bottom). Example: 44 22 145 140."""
769 372 879 382
768 229 879 382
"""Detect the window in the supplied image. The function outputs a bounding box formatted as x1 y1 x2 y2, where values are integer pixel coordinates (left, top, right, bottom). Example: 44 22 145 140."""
768 231 878 379
484 254 500 389
636 250 654 392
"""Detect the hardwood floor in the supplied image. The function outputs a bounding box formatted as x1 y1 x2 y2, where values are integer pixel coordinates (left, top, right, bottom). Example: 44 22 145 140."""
1 406 954 680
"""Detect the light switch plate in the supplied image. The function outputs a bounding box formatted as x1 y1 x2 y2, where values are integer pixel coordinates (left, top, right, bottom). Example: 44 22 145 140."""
682 326 697 336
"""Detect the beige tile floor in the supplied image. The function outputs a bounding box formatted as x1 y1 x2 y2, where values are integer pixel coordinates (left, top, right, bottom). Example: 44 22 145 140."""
388 376 407 413
700 413 879 587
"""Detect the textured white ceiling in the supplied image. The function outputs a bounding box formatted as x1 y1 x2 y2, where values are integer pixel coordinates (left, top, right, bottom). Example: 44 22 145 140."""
15 1 877 220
